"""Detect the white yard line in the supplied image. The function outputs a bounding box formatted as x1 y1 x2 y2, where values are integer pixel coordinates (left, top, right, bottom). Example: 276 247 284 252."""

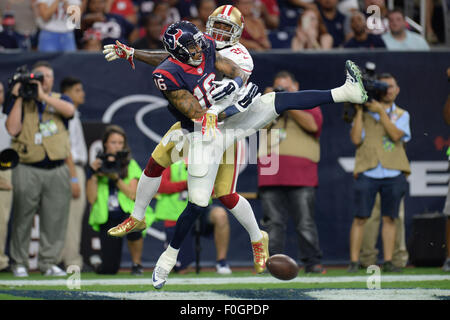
0 275 449 287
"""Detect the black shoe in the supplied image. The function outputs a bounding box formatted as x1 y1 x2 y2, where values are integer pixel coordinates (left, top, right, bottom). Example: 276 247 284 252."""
305 264 327 274
131 263 144 276
347 262 360 273
383 261 402 273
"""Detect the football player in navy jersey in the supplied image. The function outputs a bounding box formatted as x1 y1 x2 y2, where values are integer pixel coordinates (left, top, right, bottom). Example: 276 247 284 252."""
104 19 368 289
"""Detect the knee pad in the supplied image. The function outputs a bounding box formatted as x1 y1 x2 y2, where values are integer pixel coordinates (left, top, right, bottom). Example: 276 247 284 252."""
188 188 210 207
144 157 166 177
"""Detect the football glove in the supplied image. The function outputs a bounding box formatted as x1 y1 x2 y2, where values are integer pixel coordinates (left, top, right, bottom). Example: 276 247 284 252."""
103 40 135 69
210 79 239 102
235 82 260 111
201 110 219 138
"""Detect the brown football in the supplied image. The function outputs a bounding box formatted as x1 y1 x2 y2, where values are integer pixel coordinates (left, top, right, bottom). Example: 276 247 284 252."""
266 254 299 280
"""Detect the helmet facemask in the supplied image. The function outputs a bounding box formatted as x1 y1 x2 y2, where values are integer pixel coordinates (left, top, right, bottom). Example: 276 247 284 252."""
177 32 208 66
206 17 242 49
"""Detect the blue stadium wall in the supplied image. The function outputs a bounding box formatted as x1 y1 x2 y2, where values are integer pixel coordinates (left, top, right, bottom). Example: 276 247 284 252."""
1 50 449 267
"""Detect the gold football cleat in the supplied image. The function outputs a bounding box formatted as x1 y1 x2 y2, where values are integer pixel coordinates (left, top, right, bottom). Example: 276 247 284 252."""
107 216 146 237
251 230 269 274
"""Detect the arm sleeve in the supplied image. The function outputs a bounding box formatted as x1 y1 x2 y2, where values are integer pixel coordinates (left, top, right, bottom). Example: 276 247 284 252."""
152 69 182 91
395 111 411 143
303 107 323 137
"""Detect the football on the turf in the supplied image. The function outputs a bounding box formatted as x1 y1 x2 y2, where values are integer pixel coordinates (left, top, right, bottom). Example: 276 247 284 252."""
266 254 299 280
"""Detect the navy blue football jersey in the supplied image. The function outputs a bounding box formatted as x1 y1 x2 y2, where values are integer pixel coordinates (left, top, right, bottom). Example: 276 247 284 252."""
152 35 217 131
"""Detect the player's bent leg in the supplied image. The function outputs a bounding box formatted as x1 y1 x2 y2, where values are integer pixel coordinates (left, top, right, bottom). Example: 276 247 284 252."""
152 201 206 289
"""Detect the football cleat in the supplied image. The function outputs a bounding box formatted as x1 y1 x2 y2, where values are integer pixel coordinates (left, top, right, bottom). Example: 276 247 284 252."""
342 60 368 104
152 250 177 289
107 216 146 237
251 230 269 274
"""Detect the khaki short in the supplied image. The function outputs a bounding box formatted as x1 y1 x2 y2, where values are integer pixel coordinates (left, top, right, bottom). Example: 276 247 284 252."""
151 122 241 198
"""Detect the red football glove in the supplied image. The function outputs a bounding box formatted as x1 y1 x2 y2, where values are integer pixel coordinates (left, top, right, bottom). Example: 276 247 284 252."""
103 40 135 69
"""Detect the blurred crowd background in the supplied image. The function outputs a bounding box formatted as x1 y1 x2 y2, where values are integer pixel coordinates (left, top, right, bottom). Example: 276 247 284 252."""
0 0 448 53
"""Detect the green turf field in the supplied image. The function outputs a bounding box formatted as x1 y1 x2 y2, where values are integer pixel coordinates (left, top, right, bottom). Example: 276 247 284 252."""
0 267 449 300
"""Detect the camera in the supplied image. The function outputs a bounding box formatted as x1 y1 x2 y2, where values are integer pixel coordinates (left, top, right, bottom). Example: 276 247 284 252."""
96 150 129 174
361 62 389 102
7 65 44 100
342 62 389 123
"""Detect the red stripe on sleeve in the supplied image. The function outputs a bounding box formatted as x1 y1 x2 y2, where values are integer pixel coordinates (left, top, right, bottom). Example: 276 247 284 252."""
153 69 180 87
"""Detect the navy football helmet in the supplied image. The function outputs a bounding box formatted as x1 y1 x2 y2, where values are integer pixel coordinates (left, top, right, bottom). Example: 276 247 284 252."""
163 21 209 66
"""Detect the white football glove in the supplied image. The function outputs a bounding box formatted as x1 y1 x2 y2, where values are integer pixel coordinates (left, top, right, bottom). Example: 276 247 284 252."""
103 40 135 69
210 79 240 102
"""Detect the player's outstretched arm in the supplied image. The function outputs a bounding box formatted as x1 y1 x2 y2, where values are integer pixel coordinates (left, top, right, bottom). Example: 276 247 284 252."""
134 50 169 67
103 40 169 68
215 51 246 82
164 89 206 120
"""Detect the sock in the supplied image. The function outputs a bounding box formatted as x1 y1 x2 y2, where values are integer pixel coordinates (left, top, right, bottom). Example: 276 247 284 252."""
330 84 350 103
217 259 227 267
164 245 179 261
274 90 334 114
131 173 162 221
132 157 165 221
169 201 205 249
224 194 262 242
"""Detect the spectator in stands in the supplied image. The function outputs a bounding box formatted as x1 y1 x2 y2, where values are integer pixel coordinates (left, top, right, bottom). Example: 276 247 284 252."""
235 0 271 51
424 0 439 44
0 82 13 273
6 61 74 277
107 0 138 25
133 0 179 29
36 0 81 52
87 125 152 275
195 0 217 33
131 13 164 49
0 12 19 50
152 159 232 275
348 73 411 273
0 0 39 50
59 77 88 272
442 67 450 272
291 8 333 50
381 9 430 50
258 71 325 274
344 11 386 48
286 0 318 11
363 0 389 36
255 0 280 30
81 28 103 50
81 0 138 46
316 0 349 47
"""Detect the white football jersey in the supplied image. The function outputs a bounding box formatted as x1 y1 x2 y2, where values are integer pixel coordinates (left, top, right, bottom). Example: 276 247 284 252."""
218 42 254 81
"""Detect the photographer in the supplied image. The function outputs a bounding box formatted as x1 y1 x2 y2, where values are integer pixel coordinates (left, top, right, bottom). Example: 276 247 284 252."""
258 71 325 274
86 125 150 275
0 81 13 272
5 61 74 277
348 73 411 273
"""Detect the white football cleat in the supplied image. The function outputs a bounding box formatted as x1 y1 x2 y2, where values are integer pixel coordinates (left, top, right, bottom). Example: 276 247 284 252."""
152 250 177 289
13 265 29 277
216 263 232 275
332 60 368 104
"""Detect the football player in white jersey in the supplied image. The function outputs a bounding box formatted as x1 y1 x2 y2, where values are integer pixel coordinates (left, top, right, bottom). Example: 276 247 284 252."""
103 5 271 279
103 6 367 289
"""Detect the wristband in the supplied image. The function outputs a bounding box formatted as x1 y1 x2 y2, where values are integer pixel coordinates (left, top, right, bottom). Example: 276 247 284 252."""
71 177 79 183
233 76 244 88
